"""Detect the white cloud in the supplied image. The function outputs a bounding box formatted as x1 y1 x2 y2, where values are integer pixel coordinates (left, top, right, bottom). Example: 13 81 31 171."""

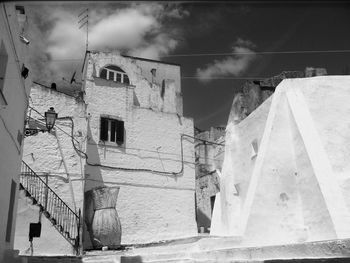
89 8 158 51
28 3 188 83
196 38 256 83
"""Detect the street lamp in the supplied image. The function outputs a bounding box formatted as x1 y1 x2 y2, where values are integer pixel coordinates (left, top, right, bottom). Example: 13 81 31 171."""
25 107 58 136
44 107 57 132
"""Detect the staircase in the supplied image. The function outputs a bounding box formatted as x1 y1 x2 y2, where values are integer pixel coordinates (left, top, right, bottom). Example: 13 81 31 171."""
19 161 81 254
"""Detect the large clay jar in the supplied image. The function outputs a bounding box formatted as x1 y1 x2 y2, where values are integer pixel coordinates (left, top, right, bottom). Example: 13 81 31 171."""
85 186 122 249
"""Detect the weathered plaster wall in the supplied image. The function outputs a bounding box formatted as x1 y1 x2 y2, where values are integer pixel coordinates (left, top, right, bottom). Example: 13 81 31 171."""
88 52 182 115
14 190 74 256
242 94 309 245
212 76 350 246
84 52 197 245
0 3 31 262
83 53 196 245
16 52 197 253
14 85 86 255
298 76 350 211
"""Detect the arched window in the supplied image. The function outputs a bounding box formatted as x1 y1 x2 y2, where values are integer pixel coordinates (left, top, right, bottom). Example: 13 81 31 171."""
100 65 130 84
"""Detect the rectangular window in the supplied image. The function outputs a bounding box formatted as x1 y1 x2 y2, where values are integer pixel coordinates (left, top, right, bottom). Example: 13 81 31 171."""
15 6 25 14
116 73 121 82
100 117 124 145
107 70 115 81
124 75 130 84
100 69 107 79
6 180 17 242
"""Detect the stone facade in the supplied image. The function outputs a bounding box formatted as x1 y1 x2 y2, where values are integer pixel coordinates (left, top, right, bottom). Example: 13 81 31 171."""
0 3 32 263
195 127 225 232
15 51 197 255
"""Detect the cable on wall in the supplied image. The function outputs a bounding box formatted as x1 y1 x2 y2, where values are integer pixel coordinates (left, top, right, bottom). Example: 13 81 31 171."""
28 106 225 175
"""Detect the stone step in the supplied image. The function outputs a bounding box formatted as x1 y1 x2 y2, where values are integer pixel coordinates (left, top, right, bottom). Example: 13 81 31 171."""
82 238 350 263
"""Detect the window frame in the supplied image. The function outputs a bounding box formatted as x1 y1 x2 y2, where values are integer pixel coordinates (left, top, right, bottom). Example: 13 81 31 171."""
99 116 125 146
100 65 130 85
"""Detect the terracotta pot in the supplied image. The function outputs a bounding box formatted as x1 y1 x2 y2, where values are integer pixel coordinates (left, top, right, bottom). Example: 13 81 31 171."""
85 186 121 249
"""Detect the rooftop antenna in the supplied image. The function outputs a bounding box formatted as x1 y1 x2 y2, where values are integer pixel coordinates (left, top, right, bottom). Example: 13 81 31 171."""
78 8 89 51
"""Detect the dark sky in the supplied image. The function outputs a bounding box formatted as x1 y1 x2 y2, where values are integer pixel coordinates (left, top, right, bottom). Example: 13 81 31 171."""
163 3 350 130
23 2 350 131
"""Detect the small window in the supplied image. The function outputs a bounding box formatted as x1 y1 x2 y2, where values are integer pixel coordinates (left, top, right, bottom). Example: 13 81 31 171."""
116 73 121 82
251 139 258 159
100 68 107 79
15 6 25 14
100 117 124 145
124 75 130 84
99 65 130 85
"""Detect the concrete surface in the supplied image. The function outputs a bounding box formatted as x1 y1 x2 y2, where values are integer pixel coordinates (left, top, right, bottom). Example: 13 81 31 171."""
21 237 350 263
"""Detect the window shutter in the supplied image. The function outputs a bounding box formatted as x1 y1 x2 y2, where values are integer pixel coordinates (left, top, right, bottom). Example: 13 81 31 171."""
100 118 108 141
116 120 124 144
110 120 116 142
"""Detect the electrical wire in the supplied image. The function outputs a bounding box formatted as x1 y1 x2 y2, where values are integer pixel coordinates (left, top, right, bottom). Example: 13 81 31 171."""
3 76 277 81
161 49 350 58
18 49 349 60
4 49 350 63
28 106 82 145
28 105 225 161
28 106 225 174
67 115 190 176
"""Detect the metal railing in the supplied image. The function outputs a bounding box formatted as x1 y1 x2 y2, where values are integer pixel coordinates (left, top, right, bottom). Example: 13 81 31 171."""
20 161 80 252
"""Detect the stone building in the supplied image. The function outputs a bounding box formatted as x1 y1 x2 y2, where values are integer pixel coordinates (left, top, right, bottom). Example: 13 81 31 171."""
211 76 350 247
14 51 197 255
195 67 327 235
194 127 225 232
0 3 32 262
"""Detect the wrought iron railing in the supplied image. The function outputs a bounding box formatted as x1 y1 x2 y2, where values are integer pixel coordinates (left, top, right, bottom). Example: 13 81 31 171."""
19 161 80 253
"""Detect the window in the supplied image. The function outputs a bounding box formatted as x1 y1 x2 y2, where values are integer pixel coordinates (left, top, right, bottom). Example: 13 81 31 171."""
15 6 25 14
100 117 124 145
100 65 130 85
6 180 16 242
251 139 258 159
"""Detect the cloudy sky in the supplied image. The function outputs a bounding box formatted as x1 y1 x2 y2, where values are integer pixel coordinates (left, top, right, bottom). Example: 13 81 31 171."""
22 1 350 130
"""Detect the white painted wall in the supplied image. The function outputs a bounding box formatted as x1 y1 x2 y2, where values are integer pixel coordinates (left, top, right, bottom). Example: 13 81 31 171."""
14 85 86 256
0 3 31 262
212 76 350 246
15 52 197 254
84 52 197 246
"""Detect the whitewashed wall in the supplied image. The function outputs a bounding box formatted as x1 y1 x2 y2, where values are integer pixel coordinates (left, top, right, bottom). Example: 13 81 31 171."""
15 52 197 255
84 52 197 245
14 85 86 256
0 3 31 262
212 76 350 246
